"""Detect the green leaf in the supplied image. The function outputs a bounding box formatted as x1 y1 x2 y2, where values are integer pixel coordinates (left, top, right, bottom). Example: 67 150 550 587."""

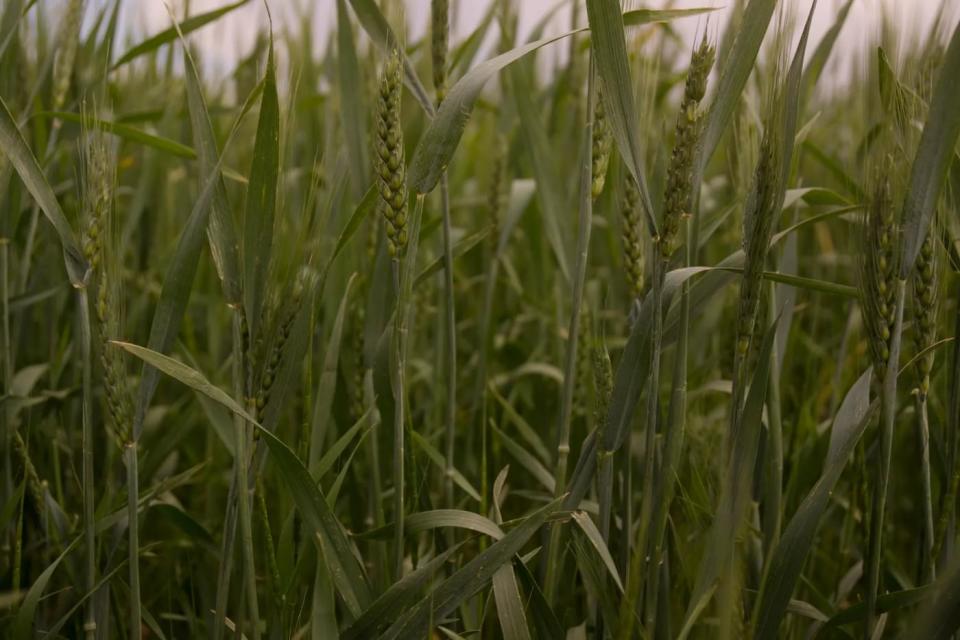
679 317 779 632
182 41 246 306
415 225 491 288
359 510 505 541
0 96 87 285
571 510 623 592
411 430 482 501
489 385 551 463
312 407 377 480
753 369 874 637
308 274 358 469
131 140 229 440
514 555 565 639
712 267 857 299
344 0 434 115
242 39 280 339
111 0 252 69
822 583 936 630
337 0 369 195
621 7 717 26
450 0 498 75
907 564 960 639
257 425 374 618
130 63 264 439
508 60 572 282
408 7 716 195
899 17 960 277
585 0 657 234
700 0 778 168
322 185 378 286
802 0 854 93
379 497 565 639
342 544 463 640
42 111 196 158
493 423 556 493
112 340 375 617
492 559 532 640
13 537 80 639
409 30 576 195
115 341 249 418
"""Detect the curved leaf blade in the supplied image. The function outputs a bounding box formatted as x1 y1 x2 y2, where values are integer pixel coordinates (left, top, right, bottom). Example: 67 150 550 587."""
0 96 87 285
111 0 252 69
899 17 960 277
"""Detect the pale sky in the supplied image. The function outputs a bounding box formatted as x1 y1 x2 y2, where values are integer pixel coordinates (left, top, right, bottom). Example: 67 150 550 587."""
112 0 958 78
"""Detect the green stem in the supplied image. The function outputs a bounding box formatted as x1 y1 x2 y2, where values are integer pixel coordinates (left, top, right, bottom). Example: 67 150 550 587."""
544 60 595 604
125 444 142 640
617 256 664 640
213 311 245 640
392 195 425 580
1 239 10 506
916 393 935 583
645 262 689 638
866 278 905 637
236 405 261 640
392 258 405 581
762 280 784 555
240 347 263 639
440 174 457 512
78 287 97 640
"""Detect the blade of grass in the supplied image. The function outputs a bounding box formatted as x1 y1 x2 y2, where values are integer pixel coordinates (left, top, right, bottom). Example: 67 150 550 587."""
242 37 280 340
378 496 565 639
585 0 657 234
752 369 875 637
111 340 375 617
899 16 960 276
111 0 252 69
0 96 87 285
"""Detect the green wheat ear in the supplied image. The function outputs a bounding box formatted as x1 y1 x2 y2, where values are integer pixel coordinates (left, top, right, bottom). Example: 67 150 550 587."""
255 266 315 423
859 155 899 381
83 129 131 449
621 175 646 300
591 88 612 200
736 132 780 360
81 131 112 273
374 50 408 258
911 216 940 397
658 36 715 260
592 335 613 431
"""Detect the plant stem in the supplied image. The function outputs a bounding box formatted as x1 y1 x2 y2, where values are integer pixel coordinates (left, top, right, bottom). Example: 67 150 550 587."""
392 257 405 581
125 443 142 639
213 310 245 640
544 60 594 604
762 280 784 555
440 174 457 511
236 409 261 639
645 264 690 637
935 281 960 566
78 287 97 640
1 239 10 506
392 195 425 580
916 392 935 582
617 256 664 640
866 278 905 637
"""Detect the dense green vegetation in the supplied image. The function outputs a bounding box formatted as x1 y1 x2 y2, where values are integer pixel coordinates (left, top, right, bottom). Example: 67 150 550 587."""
3 0 960 637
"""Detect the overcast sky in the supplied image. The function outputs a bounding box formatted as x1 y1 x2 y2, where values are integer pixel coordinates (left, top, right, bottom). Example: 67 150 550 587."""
123 0 957 78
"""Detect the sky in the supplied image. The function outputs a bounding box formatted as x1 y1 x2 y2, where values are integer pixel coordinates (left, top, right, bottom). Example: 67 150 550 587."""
119 0 957 79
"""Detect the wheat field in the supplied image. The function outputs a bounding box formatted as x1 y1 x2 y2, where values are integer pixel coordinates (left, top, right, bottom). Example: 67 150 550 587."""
2 0 960 638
